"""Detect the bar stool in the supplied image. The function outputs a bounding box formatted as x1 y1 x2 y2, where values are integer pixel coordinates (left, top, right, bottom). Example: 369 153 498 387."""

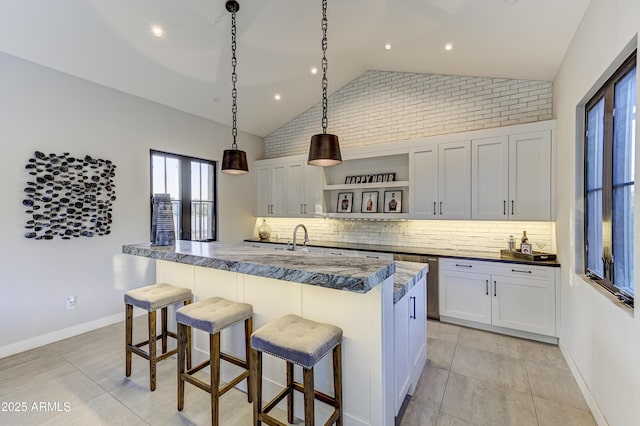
176 297 253 426
124 283 192 391
251 314 343 426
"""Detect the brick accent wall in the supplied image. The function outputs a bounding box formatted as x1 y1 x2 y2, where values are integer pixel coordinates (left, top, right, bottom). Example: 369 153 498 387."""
253 218 555 254
265 70 552 158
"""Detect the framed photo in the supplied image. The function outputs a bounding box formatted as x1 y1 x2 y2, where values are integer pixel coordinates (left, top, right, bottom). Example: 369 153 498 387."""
337 192 354 213
520 243 532 254
383 190 402 213
361 191 379 213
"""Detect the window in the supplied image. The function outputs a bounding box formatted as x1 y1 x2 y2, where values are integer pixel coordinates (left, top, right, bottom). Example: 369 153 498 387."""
584 52 636 306
150 150 217 241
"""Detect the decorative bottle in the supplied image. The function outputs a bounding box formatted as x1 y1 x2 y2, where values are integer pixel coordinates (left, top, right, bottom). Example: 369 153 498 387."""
521 231 528 245
258 219 271 241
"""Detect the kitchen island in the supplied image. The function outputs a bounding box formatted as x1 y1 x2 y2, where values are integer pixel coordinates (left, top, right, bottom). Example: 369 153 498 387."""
123 241 428 426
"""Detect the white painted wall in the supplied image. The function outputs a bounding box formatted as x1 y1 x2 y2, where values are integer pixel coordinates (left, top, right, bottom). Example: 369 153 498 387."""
553 1 640 425
0 53 263 356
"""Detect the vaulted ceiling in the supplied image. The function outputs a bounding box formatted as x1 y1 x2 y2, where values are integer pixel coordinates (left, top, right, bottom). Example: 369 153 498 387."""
0 0 590 137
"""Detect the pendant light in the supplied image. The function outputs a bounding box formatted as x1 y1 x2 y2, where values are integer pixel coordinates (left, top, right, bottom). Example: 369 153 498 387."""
307 0 342 167
221 0 249 175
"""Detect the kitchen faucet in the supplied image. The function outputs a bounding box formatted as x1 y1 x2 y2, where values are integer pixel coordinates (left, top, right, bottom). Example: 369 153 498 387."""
288 224 309 251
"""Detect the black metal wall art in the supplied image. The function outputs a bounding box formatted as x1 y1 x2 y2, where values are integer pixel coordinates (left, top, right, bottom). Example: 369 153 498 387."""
23 151 116 240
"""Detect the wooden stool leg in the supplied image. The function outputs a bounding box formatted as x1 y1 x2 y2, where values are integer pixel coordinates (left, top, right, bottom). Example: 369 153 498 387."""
286 361 294 423
148 310 157 391
211 332 221 426
177 323 186 411
184 301 192 370
125 304 133 377
161 306 168 354
303 367 315 426
333 344 343 426
252 349 262 426
245 317 253 403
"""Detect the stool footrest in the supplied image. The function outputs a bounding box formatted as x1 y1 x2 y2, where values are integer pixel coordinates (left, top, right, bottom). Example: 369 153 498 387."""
181 373 211 394
133 331 178 349
292 382 337 407
127 345 177 362
257 413 290 426
220 352 248 369
262 384 295 414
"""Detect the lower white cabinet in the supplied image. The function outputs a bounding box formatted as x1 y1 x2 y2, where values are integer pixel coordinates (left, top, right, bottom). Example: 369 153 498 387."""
439 259 557 338
394 275 427 415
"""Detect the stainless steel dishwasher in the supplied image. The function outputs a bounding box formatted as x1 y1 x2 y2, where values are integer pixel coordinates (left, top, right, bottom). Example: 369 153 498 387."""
393 254 439 320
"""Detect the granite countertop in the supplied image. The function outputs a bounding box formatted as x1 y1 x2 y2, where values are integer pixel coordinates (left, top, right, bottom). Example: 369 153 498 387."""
393 261 429 304
244 238 560 268
123 241 395 294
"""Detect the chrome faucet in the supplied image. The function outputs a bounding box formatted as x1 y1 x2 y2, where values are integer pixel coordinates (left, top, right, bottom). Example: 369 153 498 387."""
289 224 309 251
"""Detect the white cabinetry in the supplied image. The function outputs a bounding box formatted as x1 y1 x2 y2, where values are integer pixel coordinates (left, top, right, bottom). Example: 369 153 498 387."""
394 275 427 415
410 141 471 219
255 162 285 217
439 259 557 340
255 157 322 217
471 130 552 220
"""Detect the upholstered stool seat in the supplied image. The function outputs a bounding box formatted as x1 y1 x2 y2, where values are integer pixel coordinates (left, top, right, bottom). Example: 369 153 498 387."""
124 283 192 391
251 314 343 426
176 297 253 426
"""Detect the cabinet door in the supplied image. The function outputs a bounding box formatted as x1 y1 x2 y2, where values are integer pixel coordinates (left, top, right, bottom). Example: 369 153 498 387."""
472 136 509 220
438 141 471 219
408 277 426 394
491 275 556 336
303 164 322 215
508 131 551 220
270 164 286 216
410 146 438 218
255 165 273 216
285 161 305 216
394 294 410 415
439 269 491 324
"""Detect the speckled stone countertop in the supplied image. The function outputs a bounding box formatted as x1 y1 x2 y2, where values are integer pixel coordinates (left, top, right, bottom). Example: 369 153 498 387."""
123 241 395 294
394 261 429 304
244 239 560 267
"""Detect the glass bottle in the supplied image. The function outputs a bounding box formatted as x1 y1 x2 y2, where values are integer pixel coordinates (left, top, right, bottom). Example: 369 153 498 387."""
258 219 271 241
521 230 528 245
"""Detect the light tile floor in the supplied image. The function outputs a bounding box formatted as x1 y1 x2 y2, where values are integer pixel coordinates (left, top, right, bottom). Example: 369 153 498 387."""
0 318 595 425
401 321 596 426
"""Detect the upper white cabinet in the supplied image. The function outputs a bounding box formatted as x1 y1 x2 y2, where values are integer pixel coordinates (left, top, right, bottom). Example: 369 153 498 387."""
472 130 552 221
509 130 552 220
410 141 471 219
255 162 285 216
257 121 555 221
255 157 322 218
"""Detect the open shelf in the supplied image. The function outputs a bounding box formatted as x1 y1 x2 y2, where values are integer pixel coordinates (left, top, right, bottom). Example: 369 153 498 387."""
324 180 410 191
325 212 409 220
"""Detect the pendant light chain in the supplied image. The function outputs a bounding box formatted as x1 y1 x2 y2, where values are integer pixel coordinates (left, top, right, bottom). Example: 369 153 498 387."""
321 0 328 134
231 7 238 149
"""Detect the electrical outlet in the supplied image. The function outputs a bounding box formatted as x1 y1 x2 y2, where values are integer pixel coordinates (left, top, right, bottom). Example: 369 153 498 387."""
66 296 77 310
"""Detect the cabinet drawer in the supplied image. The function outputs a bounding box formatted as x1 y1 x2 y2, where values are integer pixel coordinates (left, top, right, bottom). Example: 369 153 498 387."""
490 263 555 281
439 258 493 274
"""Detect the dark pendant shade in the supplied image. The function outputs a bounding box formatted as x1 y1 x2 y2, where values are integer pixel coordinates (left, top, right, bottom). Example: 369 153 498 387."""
308 133 342 167
221 149 249 174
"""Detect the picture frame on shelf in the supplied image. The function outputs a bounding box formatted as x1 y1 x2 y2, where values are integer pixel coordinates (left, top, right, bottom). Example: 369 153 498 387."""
520 243 532 254
361 191 379 213
383 190 402 213
337 192 354 213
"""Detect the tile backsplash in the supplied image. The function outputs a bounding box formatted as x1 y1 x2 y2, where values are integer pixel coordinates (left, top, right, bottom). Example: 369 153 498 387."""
252 218 555 253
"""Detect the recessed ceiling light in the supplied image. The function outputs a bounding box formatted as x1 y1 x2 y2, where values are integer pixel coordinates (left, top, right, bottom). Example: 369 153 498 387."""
444 43 453 51
274 94 281 101
384 43 392 50
214 97 221 102
504 0 518 5
151 26 164 37
310 67 318 75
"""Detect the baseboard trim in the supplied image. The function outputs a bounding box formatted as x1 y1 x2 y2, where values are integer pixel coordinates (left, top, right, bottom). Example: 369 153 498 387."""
558 342 608 426
439 316 559 344
0 311 139 359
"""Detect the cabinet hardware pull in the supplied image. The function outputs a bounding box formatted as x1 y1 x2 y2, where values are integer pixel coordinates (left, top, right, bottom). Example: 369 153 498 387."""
410 296 416 319
511 269 532 274
494 280 497 297
439 201 443 215
433 201 436 215
366 255 379 259
503 200 506 215
330 252 342 255
455 263 472 268
511 200 514 215
300 204 303 214
304 203 307 214
485 279 489 295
